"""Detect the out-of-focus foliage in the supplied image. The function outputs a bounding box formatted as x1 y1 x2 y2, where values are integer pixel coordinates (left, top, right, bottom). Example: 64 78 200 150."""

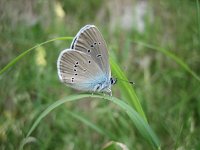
0 0 200 149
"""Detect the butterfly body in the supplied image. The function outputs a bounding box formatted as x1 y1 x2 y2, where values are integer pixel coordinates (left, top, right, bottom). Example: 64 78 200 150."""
57 25 115 95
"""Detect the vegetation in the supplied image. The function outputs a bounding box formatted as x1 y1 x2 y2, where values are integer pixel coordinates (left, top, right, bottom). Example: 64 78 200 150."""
0 0 200 149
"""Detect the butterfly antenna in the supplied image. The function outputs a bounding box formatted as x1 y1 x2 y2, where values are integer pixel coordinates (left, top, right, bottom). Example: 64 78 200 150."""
116 78 135 85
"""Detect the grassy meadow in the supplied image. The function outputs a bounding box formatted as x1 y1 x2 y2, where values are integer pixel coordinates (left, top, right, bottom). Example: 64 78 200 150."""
0 0 200 149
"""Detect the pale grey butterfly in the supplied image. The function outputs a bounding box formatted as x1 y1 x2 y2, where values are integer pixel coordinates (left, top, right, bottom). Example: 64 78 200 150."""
57 25 116 95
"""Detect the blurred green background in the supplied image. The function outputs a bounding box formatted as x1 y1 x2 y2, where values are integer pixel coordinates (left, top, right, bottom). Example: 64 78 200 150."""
0 0 200 149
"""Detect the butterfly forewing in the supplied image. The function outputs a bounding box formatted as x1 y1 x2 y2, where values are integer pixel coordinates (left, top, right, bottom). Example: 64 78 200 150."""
57 49 106 91
70 25 111 78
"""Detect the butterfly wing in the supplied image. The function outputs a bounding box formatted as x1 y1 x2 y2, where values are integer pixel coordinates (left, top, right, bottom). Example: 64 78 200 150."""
57 49 108 92
70 25 111 78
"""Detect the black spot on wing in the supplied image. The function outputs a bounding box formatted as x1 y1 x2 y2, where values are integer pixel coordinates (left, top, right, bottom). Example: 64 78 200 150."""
97 54 101 57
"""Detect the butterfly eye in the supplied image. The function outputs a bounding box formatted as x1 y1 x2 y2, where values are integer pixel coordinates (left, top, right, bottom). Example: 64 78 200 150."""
98 42 101 45
88 60 91 64
87 49 91 53
74 69 77 71
90 44 94 48
75 73 78 76
71 77 74 82
76 62 79 64
94 42 97 45
74 65 77 67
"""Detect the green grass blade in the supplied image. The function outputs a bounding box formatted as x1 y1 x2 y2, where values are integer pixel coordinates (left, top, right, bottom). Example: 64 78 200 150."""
133 41 200 83
19 137 37 150
25 94 82 138
66 110 114 138
110 59 147 122
21 94 160 150
197 0 200 41
107 95 160 149
0 37 73 76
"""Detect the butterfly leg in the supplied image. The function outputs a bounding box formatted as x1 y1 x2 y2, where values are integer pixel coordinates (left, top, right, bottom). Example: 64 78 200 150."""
105 88 112 96
109 91 112 96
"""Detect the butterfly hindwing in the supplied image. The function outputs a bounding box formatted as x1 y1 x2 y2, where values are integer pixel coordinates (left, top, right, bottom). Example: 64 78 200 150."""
57 49 107 91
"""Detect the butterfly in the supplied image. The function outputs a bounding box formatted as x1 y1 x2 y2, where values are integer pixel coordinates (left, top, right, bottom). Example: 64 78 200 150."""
57 25 117 95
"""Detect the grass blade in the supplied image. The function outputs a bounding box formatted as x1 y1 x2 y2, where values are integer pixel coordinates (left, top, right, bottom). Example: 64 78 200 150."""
133 41 200 83
107 95 160 149
197 0 200 41
20 94 160 150
110 59 147 122
66 110 114 138
0 37 73 76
